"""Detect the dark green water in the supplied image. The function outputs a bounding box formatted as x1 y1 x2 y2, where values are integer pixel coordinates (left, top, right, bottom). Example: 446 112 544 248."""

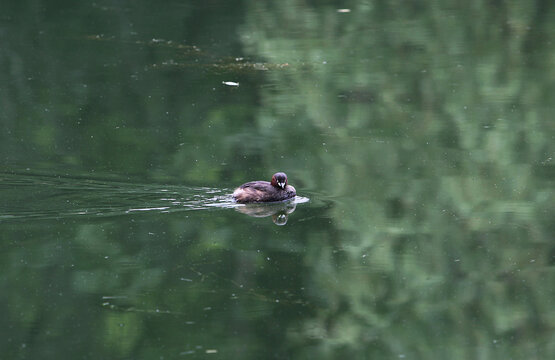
1 1 554 359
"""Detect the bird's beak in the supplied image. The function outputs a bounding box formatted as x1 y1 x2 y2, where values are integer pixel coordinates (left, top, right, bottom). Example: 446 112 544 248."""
278 182 285 189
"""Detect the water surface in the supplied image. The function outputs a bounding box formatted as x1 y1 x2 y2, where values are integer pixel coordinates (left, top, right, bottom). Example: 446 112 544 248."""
1 1 553 359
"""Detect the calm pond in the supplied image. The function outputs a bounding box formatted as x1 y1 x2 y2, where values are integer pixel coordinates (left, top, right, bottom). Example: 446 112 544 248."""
1 1 553 359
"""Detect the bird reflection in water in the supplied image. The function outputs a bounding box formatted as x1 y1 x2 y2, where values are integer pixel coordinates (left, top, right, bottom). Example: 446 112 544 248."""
235 200 297 225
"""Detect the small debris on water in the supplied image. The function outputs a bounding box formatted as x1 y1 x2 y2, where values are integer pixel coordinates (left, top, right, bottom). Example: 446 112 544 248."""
222 81 239 87
337 9 351 13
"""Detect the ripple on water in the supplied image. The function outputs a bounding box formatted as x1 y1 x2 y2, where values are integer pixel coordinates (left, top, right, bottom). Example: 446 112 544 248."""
0 173 309 222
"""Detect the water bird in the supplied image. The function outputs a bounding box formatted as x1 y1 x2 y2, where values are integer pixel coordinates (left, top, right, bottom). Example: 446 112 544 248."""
232 172 296 203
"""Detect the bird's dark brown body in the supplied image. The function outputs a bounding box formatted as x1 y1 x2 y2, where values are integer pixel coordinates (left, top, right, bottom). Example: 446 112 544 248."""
232 172 296 203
